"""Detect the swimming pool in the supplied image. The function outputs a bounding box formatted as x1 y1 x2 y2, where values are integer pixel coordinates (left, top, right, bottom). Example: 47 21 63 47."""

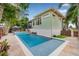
15 32 50 47
15 32 67 56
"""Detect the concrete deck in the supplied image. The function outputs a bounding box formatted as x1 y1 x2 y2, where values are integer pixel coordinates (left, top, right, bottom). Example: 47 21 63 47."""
59 37 79 56
1 33 26 56
1 33 79 56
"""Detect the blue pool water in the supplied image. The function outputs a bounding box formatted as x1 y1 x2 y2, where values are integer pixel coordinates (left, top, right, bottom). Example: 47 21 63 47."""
15 32 50 47
15 32 65 56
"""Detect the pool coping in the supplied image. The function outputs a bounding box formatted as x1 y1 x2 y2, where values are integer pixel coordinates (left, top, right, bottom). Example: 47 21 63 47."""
15 35 69 56
15 35 33 56
49 40 69 56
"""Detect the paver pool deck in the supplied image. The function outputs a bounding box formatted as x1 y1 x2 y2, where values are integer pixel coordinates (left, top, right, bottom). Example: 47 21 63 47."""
1 33 79 56
1 33 26 56
59 37 79 56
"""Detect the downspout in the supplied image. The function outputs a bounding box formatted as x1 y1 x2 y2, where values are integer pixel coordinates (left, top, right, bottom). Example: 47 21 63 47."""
51 14 52 38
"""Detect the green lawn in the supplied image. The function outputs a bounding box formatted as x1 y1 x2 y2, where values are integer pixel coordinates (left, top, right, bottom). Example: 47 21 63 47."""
52 35 67 40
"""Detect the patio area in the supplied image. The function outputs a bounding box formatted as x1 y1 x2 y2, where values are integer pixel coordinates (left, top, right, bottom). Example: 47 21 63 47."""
1 33 79 56
59 37 79 56
1 33 26 56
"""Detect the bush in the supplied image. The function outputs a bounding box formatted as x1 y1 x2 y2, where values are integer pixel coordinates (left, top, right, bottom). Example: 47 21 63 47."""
0 51 8 56
53 35 56 37
0 39 10 56
53 35 66 38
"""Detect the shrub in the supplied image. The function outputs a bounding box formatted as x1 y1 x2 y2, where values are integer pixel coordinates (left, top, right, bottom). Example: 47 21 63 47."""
53 35 56 37
53 35 66 38
0 39 10 56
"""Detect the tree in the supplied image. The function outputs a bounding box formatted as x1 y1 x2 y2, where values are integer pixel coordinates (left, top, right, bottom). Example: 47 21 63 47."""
19 17 29 31
59 3 79 37
59 3 79 29
0 3 29 33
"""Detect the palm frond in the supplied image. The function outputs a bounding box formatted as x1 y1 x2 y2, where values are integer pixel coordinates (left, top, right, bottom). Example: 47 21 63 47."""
66 5 78 23
19 3 29 10
58 3 64 8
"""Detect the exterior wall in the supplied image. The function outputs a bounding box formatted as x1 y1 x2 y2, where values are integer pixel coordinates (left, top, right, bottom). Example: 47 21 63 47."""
31 11 63 37
51 14 62 36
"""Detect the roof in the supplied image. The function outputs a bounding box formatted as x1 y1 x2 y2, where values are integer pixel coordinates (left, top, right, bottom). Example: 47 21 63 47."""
34 8 65 19
29 8 65 23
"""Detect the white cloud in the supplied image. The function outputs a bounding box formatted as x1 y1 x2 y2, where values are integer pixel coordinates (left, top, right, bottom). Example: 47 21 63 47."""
62 4 70 7
59 9 67 16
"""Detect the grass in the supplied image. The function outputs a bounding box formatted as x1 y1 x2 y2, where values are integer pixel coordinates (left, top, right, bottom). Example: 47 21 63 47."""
53 35 67 39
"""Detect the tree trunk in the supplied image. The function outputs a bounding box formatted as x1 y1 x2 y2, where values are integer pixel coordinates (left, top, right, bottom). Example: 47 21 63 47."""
77 16 79 38
77 3 79 39
75 20 78 29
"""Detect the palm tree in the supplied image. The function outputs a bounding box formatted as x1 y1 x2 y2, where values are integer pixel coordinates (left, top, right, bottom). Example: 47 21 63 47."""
0 3 29 34
59 3 79 29
59 3 79 37
19 17 29 31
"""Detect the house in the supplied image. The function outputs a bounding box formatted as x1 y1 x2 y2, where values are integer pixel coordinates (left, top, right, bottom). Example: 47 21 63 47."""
29 8 65 37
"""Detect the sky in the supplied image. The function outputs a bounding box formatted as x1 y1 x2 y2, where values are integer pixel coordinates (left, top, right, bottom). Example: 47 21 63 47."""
28 3 70 20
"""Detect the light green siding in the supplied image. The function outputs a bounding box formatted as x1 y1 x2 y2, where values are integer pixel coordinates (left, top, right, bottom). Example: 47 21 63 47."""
33 13 62 30
40 15 52 29
51 15 62 29
31 10 63 37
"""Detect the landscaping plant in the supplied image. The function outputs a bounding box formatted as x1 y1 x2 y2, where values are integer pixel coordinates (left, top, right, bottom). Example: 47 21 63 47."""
0 39 10 56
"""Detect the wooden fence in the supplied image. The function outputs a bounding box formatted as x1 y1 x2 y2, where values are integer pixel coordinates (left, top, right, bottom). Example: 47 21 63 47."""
61 29 79 37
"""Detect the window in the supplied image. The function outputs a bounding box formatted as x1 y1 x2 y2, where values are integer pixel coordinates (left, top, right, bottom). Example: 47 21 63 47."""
52 14 55 16
39 18 41 24
38 17 42 25
36 20 38 25
35 17 42 25
33 21 35 26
